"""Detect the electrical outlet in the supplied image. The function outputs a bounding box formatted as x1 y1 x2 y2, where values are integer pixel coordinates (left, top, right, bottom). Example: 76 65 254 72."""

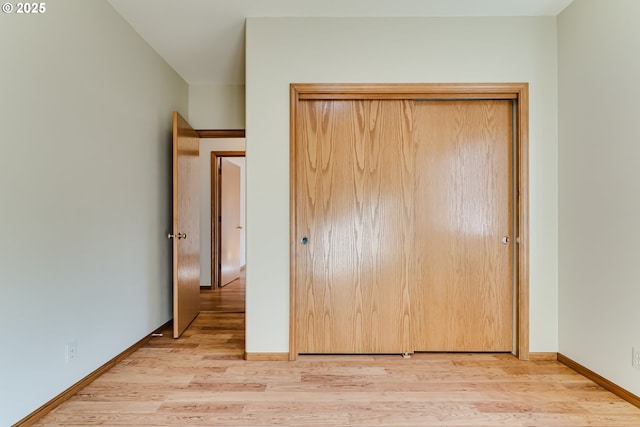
633 347 640 370
67 340 78 363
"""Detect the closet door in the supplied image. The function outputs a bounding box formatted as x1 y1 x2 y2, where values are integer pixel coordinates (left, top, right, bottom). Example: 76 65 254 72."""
410 100 514 351
294 99 414 353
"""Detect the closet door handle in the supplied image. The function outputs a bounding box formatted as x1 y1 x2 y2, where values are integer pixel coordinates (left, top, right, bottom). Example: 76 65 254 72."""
501 236 510 244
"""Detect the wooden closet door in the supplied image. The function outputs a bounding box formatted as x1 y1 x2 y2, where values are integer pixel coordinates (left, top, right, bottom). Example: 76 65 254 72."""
410 100 514 352
295 99 414 353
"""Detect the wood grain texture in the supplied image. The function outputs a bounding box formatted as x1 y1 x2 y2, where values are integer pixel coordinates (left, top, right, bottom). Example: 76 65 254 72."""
173 112 200 338
33 322 640 426
294 98 513 354
290 83 530 360
200 271 245 312
293 83 528 100
410 100 513 352
26 286 640 426
244 353 290 361
196 129 245 138
290 85 300 360
295 100 413 354
529 352 558 361
558 353 640 409
515 85 530 360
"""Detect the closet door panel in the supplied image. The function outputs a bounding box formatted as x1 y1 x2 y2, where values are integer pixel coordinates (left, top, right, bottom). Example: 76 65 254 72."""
295 99 414 353
410 100 514 352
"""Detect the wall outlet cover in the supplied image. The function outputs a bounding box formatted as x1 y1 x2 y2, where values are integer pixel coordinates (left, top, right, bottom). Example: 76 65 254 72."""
67 340 78 363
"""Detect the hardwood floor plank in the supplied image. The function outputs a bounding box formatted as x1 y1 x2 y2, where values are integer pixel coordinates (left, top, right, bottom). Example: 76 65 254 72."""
45 401 162 414
33 275 640 426
200 273 245 312
155 402 245 414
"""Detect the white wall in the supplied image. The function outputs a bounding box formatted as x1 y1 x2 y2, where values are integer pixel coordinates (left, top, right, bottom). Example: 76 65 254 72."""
558 0 640 396
245 17 559 353
189 84 245 129
199 139 247 286
0 1 188 424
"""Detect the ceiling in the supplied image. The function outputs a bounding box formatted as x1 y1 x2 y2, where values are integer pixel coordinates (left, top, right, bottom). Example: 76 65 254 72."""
107 0 574 86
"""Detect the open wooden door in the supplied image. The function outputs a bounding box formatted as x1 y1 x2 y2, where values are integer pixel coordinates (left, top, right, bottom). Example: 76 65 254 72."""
219 158 241 286
171 112 200 338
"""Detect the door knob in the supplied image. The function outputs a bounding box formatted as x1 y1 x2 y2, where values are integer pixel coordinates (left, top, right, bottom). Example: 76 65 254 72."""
501 236 510 244
168 233 187 240
300 237 309 245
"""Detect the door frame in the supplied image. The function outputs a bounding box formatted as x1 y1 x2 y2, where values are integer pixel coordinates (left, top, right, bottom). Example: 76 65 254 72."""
194 129 245 289
289 83 530 360
210 151 245 289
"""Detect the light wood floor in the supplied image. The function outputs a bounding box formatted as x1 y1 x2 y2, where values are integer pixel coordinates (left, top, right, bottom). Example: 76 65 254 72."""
200 271 246 313
36 276 640 426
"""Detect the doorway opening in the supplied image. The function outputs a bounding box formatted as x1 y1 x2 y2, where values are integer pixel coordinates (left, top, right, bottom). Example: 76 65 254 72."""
210 152 246 289
196 130 246 357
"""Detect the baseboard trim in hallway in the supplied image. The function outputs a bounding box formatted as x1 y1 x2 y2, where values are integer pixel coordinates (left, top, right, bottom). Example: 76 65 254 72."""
244 352 289 361
13 320 172 427
528 352 558 361
558 353 640 409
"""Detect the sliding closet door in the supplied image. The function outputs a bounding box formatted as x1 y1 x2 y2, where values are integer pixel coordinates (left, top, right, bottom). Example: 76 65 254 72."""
410 100 514 351
293 97 515 354
294 99 414 353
